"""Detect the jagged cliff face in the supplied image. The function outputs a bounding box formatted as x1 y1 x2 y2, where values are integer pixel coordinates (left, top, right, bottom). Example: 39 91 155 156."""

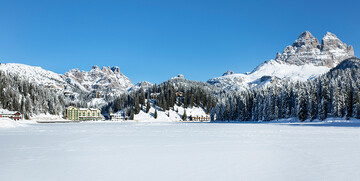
63 65 133 95
275 31 354 67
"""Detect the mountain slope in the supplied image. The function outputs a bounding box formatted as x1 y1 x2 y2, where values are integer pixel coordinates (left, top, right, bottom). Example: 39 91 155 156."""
208 31 356 91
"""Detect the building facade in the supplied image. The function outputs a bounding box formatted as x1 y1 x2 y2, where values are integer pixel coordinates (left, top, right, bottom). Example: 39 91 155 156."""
109 113 123 121
0 110 22 120
66 106 103 121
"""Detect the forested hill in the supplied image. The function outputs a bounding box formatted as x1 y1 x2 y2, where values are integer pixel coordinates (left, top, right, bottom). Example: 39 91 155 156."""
215 57 360 122
0 71 66 119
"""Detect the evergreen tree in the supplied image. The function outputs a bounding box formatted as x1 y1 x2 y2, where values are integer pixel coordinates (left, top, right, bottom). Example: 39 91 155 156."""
135 97 140 114
154 109 158 119
130 108 134 120
345 81 353 120
146 100 151 113
182 110 187 121
297 89 308 122
210 107 215 121
319 98 327 120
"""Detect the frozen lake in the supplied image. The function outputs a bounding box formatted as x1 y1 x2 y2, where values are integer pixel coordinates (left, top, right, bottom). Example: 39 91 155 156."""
0 121 360 181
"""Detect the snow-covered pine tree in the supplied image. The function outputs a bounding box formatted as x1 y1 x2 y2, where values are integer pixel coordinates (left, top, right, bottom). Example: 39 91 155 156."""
146 100 151 113
154 109 158 119
297 88 308 122
182 110 187 121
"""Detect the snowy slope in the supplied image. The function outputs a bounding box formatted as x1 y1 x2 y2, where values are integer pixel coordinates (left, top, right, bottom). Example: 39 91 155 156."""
208 62 331 91
208 31 355 91
0 63 68 93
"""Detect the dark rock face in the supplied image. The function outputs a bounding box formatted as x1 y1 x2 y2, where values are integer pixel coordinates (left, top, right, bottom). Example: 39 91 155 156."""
222 70 235 76
275 31 354 67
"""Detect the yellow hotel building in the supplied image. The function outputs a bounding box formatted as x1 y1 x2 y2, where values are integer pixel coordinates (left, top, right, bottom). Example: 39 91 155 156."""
66 106 103 121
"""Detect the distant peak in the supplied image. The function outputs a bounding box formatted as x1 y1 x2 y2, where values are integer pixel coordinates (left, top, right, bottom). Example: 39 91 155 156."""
92 65 100 70
111 66 120 74
298 31 314 39
222 70 234 76
322 32 338 40
170 74 184 80
101 66 110 72
177 74 184 79
292 31 319 47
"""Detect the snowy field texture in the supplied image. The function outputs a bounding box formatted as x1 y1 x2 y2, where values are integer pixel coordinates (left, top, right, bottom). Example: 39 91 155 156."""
1 120 360 181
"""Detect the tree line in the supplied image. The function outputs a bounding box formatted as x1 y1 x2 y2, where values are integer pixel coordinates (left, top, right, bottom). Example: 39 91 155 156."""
215 61 360 122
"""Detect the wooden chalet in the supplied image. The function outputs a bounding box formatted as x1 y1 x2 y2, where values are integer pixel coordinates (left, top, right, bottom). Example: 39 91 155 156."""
0 110 22 120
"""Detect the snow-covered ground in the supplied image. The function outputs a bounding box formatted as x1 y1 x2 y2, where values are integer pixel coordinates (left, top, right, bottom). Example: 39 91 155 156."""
0 120 359 181
0 118 25 128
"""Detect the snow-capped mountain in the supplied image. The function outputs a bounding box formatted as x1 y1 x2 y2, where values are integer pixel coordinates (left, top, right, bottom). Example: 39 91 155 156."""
0 63 134 99
63 65 133 95
276 31 354 67
208 31 356 91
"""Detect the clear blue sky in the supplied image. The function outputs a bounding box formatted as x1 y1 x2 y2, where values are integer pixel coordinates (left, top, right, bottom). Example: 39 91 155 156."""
0 0 359 84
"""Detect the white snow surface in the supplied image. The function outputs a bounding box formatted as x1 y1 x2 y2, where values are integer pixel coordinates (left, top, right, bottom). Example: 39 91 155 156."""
0 118 24 128
0 119 359 181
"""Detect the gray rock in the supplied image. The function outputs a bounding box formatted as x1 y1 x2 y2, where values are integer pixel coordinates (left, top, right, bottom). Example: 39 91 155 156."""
275 31 354 68
222 70 235 76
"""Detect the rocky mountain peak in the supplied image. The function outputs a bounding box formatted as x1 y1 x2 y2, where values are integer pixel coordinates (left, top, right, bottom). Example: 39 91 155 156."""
111 66 121 74
274 31 354 67
320 32 354 55
222 70 234 76
323 32 338 40
101 66 111 74
92 65 100 70
292 31 319 48
64 65 133 95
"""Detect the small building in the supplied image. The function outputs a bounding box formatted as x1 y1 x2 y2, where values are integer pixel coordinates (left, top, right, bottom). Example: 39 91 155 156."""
0 110 22 120
66 106 103 121
109 112 125 121
191 115 211 122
